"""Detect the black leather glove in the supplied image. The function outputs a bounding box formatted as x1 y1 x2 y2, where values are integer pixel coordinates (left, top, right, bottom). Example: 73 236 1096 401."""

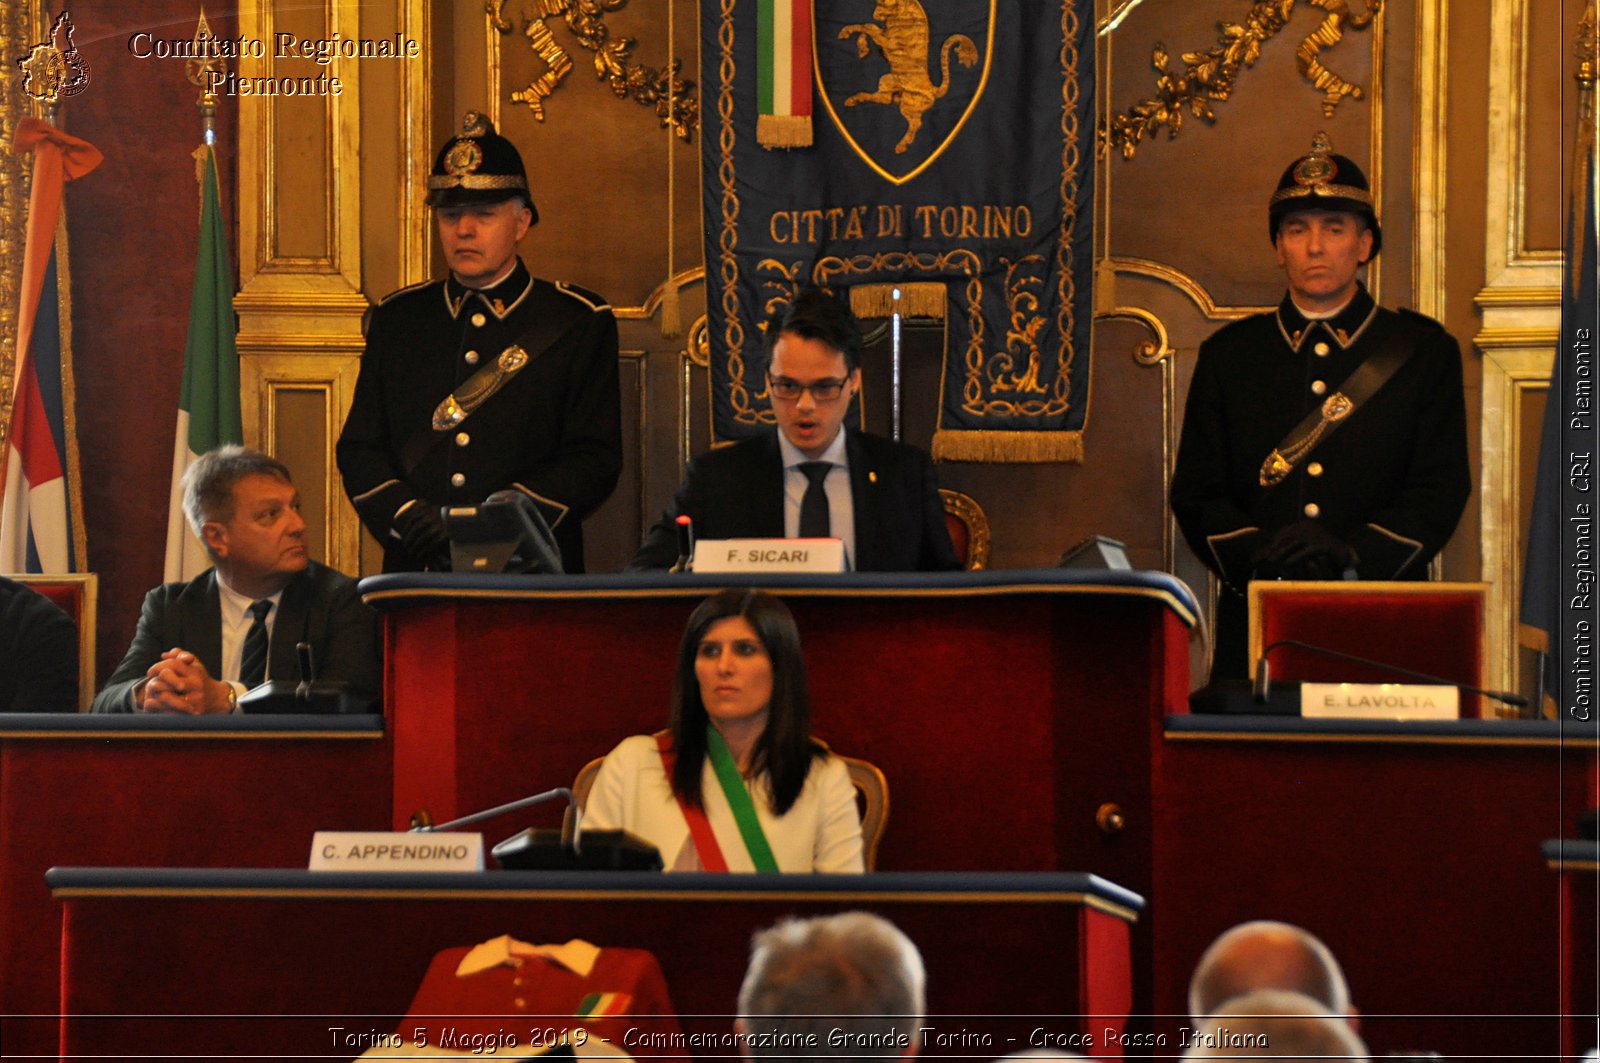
394 504 451 570
1251 520 1359 580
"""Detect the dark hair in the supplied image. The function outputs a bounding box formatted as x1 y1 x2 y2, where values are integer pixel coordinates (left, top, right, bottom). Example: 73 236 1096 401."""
668 589 824 815
181 445 293 541
769 288 864 372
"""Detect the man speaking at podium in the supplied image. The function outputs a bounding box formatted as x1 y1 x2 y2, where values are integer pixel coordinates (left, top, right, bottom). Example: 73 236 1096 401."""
92 447 378 714
629 289 958 572
1171 133 1471 679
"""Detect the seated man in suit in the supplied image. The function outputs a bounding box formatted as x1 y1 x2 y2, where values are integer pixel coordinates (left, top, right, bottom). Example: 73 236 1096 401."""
0 576 78 711
92 446 379 714
630 289 959 571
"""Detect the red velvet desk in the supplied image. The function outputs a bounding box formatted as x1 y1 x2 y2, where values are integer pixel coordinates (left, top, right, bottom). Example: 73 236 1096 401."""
363 570 1198 884
0 714 390 1060
1545 839 1599 1059
1152 715 1596 1058
47 868 1143 1062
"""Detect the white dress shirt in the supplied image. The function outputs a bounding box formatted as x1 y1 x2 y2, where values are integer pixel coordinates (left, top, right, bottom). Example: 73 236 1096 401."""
778 430 855 569
216 574 284 687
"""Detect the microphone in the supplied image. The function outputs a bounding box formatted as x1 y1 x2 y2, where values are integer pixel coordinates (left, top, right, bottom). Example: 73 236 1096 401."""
410 786 662 871
1254 639 1529 711
295 641 315 702
670 513 694 573
411 786 577 835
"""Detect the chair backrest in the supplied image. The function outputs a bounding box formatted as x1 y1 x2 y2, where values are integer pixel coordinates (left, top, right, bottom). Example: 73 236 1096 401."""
571 747 890 870
939 488 990 570
8 573 97 711
1249 580 1490 716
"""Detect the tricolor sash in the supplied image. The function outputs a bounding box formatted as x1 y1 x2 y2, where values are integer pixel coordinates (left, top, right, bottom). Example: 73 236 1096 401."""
655 730 779 872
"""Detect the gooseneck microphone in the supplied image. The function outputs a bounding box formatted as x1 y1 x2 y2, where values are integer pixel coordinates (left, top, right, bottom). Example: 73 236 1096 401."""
1254 639 1529 711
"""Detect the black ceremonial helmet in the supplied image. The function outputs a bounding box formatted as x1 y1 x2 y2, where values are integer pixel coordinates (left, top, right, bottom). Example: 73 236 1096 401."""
425 111 537 221
1268 130 1380 257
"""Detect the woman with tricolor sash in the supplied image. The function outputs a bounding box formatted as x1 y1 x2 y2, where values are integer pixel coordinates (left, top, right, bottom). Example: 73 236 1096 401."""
583 589 864 872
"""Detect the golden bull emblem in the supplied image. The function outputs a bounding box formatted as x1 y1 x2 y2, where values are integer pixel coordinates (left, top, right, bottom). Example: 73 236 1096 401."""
839 0 978 155
820 0 994 185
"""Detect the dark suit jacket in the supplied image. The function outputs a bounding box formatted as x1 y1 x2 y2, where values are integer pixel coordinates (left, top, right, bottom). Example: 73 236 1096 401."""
90 562 380 714
629 429 960 572
0 576 78 712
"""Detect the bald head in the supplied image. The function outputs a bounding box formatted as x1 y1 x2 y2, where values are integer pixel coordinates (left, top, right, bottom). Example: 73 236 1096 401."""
1188 921 1349 1023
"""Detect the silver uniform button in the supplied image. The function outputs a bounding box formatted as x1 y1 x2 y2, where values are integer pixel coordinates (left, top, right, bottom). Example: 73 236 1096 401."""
1314 341 1330 357
1307 462 1324 477
455 432 470 447
464 350 479 365
1311 380 1327 395
1304 503 1320 518
450 472 466 488
470 312 487 327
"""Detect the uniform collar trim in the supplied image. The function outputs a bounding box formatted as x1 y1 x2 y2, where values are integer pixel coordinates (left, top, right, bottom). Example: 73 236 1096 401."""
442 259 533 320
1276 284 1378 351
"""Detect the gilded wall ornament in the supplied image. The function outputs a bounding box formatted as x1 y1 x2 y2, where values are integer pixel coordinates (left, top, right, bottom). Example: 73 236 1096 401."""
489 0 699 140
1101 0 1381 160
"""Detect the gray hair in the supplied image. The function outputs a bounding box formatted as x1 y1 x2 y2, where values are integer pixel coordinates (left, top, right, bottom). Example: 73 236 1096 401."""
1189 920 1350 1023
736 912 925 1059
1183 989 1368 1060
181 445 293 540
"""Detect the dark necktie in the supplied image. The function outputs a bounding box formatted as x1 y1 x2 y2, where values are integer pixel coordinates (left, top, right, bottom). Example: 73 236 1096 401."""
798 461 832 538
239 599 272 688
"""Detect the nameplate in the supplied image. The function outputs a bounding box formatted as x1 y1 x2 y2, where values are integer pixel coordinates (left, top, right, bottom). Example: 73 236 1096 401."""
309 831 484 872
1301 682 1460 720
691 538 846 573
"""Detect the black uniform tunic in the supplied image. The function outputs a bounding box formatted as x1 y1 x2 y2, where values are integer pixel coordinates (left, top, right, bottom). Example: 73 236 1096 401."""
337 259 622 573
1172 285 1471 677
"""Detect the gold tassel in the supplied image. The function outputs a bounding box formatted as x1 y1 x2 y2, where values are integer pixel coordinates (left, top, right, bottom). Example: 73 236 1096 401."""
757 114 813 149
932 429 1085 464
848 282 946 320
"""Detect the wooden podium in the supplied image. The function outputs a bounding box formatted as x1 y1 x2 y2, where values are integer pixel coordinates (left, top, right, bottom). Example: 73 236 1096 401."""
48 868 1143 1062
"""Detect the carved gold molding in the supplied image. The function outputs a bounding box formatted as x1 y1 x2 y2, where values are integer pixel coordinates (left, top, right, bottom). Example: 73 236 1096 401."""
0 1 41 470
487 0 699 140
1104 257 1270 320
1101 0 1383 160
1411 0 1447 320
235 0 369 576
1481 347 1555 696
241 352 364 571
399 0 431 286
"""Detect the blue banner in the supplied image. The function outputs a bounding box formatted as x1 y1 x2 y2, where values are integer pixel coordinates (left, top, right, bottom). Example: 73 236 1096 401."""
701 0 1095 462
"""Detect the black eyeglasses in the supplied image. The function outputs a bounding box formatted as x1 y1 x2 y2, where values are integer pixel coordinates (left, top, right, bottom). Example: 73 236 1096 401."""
767 374 850 402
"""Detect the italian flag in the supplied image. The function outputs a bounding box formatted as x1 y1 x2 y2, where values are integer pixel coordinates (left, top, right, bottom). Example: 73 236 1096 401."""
757 0 813 148
574 991 632 1019
163 144 243 582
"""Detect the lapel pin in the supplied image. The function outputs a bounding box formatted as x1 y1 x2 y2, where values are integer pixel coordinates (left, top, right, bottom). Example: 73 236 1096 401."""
868 471 878 484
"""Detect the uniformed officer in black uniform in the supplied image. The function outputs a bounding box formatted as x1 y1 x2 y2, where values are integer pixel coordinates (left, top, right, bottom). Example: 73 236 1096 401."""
337 112 621 573
1171 132 1471 679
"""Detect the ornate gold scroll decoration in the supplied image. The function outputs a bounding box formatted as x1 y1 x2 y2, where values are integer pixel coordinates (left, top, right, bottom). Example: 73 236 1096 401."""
1101 0 1381 160
0 1 33 472
489 0 699 140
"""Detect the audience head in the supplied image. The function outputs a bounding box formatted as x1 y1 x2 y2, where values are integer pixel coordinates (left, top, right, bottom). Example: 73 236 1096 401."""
182 445 307 598
1188 921 1352 1025
1183 990 1369 1060
766 289 864 459
736 911 926 1060
668 589 818 813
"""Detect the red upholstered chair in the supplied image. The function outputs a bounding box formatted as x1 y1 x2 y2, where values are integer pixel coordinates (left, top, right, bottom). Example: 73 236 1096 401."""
10 573 97 711
939 488 990 570
1248 580 1490 717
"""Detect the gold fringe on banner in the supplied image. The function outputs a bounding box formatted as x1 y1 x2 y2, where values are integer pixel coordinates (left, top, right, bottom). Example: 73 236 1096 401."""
848 282 947 320
756 114 813 148
932 429 1085 464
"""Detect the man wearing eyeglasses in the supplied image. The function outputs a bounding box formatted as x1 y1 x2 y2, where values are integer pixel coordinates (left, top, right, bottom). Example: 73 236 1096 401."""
629 288 959 571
